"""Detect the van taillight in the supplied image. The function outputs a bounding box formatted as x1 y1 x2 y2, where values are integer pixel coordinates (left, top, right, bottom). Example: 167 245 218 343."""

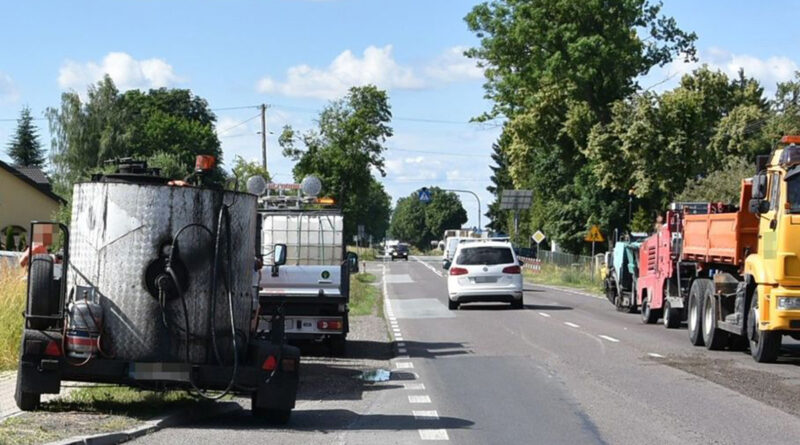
450 267 468 276
502 265 521 274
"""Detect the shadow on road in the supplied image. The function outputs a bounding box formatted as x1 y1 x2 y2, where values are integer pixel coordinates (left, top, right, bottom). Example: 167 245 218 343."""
525 304 573 311
395 341 470 359
185 408 475 432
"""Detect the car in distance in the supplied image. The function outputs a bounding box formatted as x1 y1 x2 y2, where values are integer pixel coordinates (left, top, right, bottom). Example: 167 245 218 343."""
391 243 409 261
444 241 524 310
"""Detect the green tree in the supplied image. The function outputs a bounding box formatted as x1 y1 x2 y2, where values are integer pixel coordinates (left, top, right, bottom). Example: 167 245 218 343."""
676 157 753 204
465 0 696 252
47 75 223 194
390 188 467 249
486 128 513 234
7 106 45 167
279 85 393 239
230 156 271 192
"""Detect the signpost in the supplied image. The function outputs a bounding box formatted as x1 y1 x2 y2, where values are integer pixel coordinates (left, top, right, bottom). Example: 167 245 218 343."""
584 225 605 280
532 230 546 255
500 190 534 244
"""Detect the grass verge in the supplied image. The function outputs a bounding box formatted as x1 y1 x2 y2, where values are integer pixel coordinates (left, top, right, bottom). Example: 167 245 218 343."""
350 272 380 316
0 386 200 445
347 246 377 261
524 262 603 295
0 265 26 371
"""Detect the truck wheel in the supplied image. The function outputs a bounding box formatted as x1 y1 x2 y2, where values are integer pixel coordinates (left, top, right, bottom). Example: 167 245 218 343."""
663 299 681 329
28 254 56 330
641 295 659 324
688 280 706 346
329 335 347 356
748 297 781 362
448 299 459 310
14 376 40 411
702 292 727 350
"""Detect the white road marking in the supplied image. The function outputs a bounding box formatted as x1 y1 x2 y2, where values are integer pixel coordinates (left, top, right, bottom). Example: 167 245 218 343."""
598 335 620 343
396 362 414 369
648 352 665 358
404 383 426 390
409 395 431 404
412 256 444 278
398 348 407 354
413 410 439 420
396 336 404 341
538 312 551 318
397 342 406 347
397 355 410 359
419 429 449 440
564 322 580 328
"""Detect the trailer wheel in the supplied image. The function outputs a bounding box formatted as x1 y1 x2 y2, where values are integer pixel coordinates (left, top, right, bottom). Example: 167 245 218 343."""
702 292 727 350
748 297 781 363
688 280 707 346
663 299 681 329
28 254 57 330
641 295 659 324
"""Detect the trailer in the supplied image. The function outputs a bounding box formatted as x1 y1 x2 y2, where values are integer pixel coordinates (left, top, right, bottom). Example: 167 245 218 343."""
15 159 299 423
603 233 647 312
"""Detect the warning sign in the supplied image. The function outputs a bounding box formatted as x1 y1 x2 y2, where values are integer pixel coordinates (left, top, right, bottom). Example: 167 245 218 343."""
584 225 604 243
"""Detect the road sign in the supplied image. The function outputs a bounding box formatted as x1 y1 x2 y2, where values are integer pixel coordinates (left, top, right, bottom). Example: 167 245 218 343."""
532 230 546 244
358 225 365 238
585 225 604 243
419 187 432 203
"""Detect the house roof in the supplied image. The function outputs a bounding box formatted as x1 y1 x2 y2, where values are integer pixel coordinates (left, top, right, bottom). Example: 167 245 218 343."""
0 160 66 205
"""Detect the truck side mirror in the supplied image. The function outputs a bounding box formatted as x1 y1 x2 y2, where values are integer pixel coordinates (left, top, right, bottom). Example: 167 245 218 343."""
752 173 767 200
273 244 287 266
749 199 770 214
442 259 451 270
346 251 359 273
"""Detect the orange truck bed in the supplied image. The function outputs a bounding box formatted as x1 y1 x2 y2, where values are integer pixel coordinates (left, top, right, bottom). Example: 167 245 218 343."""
681 180 759 268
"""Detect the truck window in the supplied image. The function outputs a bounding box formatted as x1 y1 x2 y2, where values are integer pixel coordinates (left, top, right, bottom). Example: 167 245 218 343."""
770 173 781 211
787 174 800 213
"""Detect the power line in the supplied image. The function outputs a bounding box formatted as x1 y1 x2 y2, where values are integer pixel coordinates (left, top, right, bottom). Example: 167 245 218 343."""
210 105 260 111
217 113 261 135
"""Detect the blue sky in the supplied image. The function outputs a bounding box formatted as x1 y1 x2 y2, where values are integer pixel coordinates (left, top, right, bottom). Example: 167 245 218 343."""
1 0 799 230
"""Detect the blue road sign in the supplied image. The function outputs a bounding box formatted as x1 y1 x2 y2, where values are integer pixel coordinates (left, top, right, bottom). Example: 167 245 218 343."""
419 188 432 203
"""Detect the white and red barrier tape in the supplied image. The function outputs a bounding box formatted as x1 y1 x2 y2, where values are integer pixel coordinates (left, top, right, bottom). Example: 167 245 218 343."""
518 256 541 273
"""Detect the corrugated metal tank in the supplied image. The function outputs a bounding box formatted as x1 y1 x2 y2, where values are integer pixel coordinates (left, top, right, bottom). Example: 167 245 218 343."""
68 182 256 363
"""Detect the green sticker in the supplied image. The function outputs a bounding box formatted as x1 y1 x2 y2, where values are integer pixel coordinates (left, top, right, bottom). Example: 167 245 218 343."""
321 270 330 279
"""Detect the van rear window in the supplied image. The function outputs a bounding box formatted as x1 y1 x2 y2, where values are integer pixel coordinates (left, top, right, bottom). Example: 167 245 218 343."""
457 247 514 265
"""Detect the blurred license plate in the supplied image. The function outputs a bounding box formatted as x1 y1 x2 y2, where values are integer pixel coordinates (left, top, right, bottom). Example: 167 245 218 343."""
473 276 497 283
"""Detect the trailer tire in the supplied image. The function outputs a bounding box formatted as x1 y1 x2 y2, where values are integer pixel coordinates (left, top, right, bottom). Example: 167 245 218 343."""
14 376 40 411
663 299 681 329
641 295 659 324
748 297 781 363
688 280 707 346
28 254 56 330
702 292 727 350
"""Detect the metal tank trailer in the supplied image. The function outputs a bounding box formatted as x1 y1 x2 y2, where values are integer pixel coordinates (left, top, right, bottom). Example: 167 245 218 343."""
14 159 299 423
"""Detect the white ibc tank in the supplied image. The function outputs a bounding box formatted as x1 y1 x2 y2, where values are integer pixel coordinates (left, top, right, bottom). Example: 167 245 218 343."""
68 182 256 363
261 212 343 265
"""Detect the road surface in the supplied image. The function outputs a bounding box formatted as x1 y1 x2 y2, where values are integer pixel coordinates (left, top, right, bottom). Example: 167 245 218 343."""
133 256 800 444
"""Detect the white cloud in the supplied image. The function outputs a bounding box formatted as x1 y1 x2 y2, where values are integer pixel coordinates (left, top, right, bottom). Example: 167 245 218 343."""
0 71 19 103
424 46 483 82
257 45 484 100
257 45 424 100
58 52 183 92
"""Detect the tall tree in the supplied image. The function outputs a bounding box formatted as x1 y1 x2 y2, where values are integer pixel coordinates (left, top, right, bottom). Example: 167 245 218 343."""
390 187 467 249
465 0 696 252
486 128 513 234
279 85 393 239
47 75 223 194
7 106 45 167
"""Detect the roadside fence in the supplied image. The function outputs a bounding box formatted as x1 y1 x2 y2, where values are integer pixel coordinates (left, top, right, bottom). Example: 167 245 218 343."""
518 256 541 273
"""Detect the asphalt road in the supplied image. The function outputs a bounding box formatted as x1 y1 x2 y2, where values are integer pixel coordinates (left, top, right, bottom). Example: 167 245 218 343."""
133 256 800 444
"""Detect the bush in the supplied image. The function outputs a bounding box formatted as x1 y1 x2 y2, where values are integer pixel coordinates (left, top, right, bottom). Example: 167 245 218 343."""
0 264 26 370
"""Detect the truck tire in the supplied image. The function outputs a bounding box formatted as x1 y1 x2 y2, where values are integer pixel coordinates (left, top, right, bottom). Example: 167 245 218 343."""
663 299 681 329
28 254 56 330
748 296 781 362
688 280 707 346
702 292 727 350
641 295 659 324
14 374 40 411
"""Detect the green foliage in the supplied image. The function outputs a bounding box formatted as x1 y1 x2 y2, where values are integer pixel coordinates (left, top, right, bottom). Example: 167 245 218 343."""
230 156 270 192
6 106 45 167
677 157 753 204
279 85 392 240
47 75 223 190
630 207 654 233
4 227 13 252
17 233 26 251
390 187 468 248
486 127 513 234
350 272 380 316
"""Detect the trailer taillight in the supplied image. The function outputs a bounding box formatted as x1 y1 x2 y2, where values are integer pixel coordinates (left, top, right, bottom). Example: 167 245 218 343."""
262 355 277 371
317 320 343 330
44 340 61 357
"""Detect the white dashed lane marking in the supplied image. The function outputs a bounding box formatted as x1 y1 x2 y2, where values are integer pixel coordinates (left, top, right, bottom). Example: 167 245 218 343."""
648 352 665 358
396 362 414 369
564 322 580 328
409 395 432 404
413 410 439 420
598 335 620 343
404 383 426 390
538 312 551 318
419 429 449 441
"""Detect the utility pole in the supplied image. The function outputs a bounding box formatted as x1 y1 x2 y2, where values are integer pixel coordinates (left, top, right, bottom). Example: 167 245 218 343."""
442 189 481 234
260 104 267 171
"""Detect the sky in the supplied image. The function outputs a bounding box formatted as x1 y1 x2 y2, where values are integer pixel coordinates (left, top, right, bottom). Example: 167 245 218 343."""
1 0 799 231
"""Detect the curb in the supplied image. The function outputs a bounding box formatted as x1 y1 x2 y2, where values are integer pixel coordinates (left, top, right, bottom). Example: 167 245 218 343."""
525 280 604 300
45 400 242 445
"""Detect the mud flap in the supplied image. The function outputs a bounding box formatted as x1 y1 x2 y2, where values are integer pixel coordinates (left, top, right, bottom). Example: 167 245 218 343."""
18 329 62 395
251 341 299 411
